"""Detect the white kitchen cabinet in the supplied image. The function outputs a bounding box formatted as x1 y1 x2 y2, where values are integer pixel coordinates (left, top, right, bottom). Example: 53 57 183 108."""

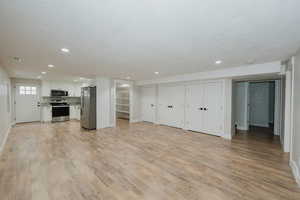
70 105 81 120
158 85 185 128
186 81 223 136
41 106 52 122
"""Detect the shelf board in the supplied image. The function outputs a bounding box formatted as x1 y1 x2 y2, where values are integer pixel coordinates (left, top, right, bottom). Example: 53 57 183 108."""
116 97 129 100
116 110 130 114
117 103 129 106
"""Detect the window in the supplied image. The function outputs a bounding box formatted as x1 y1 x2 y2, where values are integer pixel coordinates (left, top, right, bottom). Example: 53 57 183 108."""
19 86 37 95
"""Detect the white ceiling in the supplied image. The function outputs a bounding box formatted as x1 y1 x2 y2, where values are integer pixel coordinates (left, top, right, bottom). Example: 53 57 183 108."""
0 0 300 81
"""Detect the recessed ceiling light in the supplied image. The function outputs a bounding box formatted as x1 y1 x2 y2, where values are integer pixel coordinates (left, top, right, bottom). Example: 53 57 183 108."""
37 76 42 79
48 64 54 68
120 84 130 88
154 72 159 74
41 71 47 74
61 48 70 53
79 77 84 80
215 60 222 64
126 76 131 79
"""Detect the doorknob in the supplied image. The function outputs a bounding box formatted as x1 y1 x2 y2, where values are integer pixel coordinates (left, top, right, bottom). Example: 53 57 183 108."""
198 107 203 110
204 108 208 111
167 105 173 108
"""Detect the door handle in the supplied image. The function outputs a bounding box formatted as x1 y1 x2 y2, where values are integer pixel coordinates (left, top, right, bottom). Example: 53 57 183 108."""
198 107 203 110
204 108 208 111
167 105 173 108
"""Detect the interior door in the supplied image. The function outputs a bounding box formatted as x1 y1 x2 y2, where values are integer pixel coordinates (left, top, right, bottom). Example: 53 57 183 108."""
158 85 184 128
141 87 156 123
249 82 270 127
186 84 204 132
202 82 223 135
15 84 40 123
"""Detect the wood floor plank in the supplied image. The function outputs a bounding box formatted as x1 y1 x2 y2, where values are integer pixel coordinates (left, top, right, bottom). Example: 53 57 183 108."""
0 120 299 200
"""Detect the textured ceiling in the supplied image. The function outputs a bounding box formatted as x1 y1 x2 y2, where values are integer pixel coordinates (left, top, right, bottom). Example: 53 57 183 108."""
0 0 300 81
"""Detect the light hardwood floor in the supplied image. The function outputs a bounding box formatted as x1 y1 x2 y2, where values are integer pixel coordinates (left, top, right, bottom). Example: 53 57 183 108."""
0 120 299 200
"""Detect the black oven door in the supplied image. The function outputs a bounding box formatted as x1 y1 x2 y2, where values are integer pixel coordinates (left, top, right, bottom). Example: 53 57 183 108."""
52 106 70 117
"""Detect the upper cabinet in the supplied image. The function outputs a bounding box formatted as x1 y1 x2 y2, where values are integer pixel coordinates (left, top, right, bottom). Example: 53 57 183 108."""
41 81 81 97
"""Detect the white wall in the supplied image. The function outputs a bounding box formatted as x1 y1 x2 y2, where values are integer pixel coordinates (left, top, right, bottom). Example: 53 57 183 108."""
234 82 249 130
291 50 300 185
0 66 11 152
95 78 113 129
130 84 141 123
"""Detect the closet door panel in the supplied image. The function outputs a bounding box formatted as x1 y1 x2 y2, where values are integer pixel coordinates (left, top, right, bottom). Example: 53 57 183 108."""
186 84 204 132
202 82 223 135
158 85 184 128
141 87 156 123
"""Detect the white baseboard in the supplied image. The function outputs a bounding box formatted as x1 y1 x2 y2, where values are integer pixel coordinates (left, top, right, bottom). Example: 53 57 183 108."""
0 126 11 153
130 119 141 123
290 160 300 187
222 133 232 140
237 126 249 131
250 123 269 128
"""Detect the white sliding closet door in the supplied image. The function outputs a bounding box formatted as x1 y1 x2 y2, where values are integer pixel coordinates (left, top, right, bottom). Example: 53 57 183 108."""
202 82 223 135
158 85 184 128
186 84 204 132
141 87 156 123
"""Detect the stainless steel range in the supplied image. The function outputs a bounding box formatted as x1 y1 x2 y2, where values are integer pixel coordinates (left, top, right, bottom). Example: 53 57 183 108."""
50 90 70 122
51 102 70 122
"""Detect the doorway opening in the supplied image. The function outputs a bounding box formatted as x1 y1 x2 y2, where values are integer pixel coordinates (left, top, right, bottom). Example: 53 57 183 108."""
115 82 130 127
233 80 284 146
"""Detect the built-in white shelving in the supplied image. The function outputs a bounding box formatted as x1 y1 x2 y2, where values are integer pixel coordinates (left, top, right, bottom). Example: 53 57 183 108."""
116 85 130 119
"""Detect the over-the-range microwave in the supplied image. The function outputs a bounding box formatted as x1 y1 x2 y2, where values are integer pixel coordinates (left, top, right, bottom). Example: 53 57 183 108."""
50 90 68 97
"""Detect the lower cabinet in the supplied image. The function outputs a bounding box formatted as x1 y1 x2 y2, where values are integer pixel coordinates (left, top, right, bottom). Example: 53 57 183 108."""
70 105 81 120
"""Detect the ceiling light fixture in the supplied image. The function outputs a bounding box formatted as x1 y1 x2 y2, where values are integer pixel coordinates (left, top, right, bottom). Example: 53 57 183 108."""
126 76 131 79
154 71 159 74
41 71 47 74
48 64 54 68
37 76 42 79
120 84 130 88
79 77 84 80
61 48 70 53
215 60 222 64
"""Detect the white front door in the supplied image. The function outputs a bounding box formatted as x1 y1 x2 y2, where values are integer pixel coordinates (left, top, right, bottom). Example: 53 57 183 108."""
186 84 204 132
15 84 40 123
141 87 156 123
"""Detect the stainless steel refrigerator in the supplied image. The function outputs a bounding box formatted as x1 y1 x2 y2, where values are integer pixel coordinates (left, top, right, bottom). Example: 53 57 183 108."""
81 86 96 130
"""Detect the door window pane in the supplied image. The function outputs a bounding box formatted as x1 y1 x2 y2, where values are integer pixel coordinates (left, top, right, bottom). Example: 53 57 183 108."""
19 86 37 95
